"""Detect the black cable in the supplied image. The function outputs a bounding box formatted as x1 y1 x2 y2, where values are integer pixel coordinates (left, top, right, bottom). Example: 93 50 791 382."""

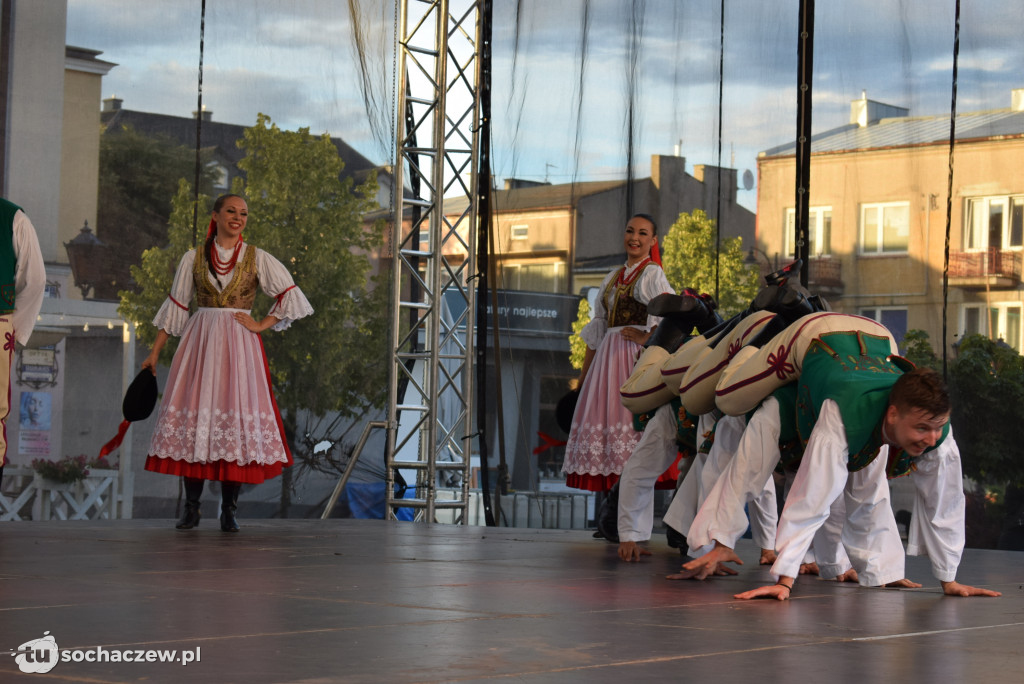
942 0 961 379
191 0 206 248
714 0 724 302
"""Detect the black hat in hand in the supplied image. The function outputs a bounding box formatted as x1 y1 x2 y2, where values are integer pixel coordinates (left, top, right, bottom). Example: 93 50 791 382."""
122 369 158 422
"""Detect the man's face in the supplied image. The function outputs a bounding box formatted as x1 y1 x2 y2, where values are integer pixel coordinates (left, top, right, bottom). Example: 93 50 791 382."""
885 405 948 457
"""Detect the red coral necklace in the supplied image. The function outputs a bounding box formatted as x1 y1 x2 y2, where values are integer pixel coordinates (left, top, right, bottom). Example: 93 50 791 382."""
211 239 242 276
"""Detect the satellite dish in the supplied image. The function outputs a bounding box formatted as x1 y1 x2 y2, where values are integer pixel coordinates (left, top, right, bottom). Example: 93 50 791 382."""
742 169 754 191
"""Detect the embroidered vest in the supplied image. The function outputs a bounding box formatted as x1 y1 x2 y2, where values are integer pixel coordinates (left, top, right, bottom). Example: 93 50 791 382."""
795 330 947 478
0 199 21 314
604 261 654 328
193 243 259 309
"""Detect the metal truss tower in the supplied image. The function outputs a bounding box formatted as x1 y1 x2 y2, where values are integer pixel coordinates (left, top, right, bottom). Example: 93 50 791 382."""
385 0 482 522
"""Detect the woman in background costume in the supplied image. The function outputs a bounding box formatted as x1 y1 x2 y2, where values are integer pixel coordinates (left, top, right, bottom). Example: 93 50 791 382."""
562 213 673 492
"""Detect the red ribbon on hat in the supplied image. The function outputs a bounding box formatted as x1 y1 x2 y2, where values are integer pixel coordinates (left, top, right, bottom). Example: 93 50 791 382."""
650 241 662 266
98 419 130 459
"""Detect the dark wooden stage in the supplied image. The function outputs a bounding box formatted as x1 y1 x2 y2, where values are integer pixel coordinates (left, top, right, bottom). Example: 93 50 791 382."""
0 519 1020 683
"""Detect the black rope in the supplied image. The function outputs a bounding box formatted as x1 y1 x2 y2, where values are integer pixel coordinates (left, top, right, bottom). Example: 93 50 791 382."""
191 0 206 248
476 0 496 527
714 0 724 302
623 0 644 221
942 0 961 378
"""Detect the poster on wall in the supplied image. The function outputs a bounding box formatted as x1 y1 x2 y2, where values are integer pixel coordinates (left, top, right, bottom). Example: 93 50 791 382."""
10 340 65 464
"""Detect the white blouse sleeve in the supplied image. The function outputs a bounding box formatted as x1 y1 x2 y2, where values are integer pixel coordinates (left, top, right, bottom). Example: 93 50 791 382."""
152 251 197 337
579 270 616 349
255 248 314 331
636 264 674 330
12 210 46 345
906 428 966 583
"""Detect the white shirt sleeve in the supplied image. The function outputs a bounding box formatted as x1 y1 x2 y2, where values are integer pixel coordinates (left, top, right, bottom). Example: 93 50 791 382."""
12 210 46 345
906 428 966 583
579 270 615 349
636 264 674 330
255 248 313 331
151 251 197 337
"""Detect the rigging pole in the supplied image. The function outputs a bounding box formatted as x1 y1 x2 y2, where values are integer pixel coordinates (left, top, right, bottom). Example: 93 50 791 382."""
386 0 483 523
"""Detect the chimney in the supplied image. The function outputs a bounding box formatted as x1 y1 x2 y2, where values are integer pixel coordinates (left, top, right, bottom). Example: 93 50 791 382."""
192 105 213 122
102 95 122 113
850 90 909 127
1012 88 1024 112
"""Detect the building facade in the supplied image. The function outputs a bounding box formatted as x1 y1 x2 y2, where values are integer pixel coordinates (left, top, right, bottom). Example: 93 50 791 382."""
757 90 1024 354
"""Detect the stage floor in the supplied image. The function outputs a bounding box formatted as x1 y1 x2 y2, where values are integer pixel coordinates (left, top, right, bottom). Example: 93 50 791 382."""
0 519 1020 683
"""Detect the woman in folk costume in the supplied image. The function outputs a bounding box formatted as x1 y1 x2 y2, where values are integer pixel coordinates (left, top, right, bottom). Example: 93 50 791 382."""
142 194 313 532
562 213 674 492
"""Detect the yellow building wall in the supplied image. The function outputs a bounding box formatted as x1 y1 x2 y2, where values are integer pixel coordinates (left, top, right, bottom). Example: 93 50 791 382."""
59 68 102 273
757 136 1024 353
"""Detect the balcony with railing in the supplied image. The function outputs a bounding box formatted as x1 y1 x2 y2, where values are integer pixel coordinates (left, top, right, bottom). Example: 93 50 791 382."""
948 249 1023 289
750 252 844 296
807 257 844 297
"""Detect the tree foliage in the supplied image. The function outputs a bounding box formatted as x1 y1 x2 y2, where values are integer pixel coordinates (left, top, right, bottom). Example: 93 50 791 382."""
118 181 204 360
236 114 388 423
98 125 217 295
569 297 590 371
945 334 1024 488
660 209 760 317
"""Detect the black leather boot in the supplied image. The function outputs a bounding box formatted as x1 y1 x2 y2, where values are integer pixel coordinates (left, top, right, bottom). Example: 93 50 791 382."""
175 477 204 529
220 481 241 532
595 483 620 543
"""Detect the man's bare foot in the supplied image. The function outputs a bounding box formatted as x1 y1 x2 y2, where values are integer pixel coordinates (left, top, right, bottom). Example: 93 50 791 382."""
618 541 652 562
759 548 777 565
666 541 742 580
834 568 859 583
883 578 922 589
799 562 820 576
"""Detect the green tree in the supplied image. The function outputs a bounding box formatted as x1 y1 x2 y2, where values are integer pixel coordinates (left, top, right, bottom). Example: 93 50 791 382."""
99 125 217 295
118 180 203 360
901 328 940 371
660 209 759 317
946 334 1024 488
568 297 590 373
236 114 387 425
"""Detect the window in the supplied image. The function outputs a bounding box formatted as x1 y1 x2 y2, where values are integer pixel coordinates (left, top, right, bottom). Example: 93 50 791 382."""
499 262 566 293
990 303 1023 352
964 195 1024 251
510 223 529 241
860 307 908 347
961 304 984 338
960 302 1023 352
784 206 832 257
208 162 230 191
860 202 909 254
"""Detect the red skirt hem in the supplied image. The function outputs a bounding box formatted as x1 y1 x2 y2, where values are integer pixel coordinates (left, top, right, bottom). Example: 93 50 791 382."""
145 455 289 485
565 452 682 493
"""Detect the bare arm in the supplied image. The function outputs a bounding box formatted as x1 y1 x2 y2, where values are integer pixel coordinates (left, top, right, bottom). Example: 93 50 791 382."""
142 329 171 375
234 312 282 333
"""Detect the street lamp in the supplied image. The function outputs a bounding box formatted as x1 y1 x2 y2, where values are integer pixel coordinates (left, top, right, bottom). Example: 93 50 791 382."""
64 220 106 299
744 246 779 270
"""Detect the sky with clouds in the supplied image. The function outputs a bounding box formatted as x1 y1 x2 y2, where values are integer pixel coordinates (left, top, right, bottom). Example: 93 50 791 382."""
66 0 1023 210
